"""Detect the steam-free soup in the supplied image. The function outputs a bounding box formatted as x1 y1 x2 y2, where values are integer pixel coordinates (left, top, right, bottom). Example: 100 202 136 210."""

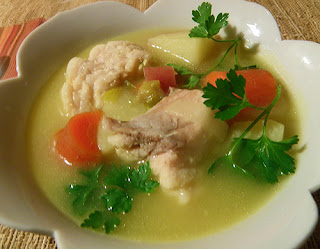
27 28 300 241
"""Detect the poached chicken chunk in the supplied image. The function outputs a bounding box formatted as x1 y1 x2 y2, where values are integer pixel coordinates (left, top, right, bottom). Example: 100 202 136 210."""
61 41 151 116
98 89 228 191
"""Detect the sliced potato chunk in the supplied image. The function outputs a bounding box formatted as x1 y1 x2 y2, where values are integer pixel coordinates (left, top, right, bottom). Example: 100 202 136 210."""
148 31 215 65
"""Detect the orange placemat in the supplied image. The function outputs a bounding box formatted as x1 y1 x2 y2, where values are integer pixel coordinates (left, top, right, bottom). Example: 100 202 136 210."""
0 17 45 80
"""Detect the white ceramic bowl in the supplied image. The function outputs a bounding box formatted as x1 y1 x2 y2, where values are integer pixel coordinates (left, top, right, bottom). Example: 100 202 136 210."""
0 0 319 248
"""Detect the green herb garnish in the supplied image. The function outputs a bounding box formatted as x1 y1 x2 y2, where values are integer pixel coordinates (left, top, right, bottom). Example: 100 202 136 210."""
67 162 159 234
169 2 255 88
203 70 299 183
189 2 229 39
202 69 254 120
102 162 159 214
68 166 103 216
81 210 120 234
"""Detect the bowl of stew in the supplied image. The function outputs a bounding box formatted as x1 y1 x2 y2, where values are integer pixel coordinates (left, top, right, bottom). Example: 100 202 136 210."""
0 0 319 248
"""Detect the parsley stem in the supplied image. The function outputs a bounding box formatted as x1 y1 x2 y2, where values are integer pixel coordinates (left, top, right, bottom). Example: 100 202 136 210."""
234 40 240 67
203 41 238 76
233 39 257 70
250 104 265 111
230 85 282 154
263 85 282 135
210 37 239 43
230 108 267 154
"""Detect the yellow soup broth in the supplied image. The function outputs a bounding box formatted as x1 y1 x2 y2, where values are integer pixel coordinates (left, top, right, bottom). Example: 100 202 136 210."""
27 29 300 241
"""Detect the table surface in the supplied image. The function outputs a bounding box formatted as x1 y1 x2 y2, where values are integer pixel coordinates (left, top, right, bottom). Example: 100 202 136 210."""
0 0 319 248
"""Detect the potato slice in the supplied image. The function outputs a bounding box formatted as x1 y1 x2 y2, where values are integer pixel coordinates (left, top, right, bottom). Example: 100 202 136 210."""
148 31 215 65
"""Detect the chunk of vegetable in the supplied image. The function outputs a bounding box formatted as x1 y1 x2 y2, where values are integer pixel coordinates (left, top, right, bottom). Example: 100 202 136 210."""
148 31 215 65
53 110 103 165
143 66 176 93
102 86 148 121
136 80 165 107
203 69 277 122
103 87 122 103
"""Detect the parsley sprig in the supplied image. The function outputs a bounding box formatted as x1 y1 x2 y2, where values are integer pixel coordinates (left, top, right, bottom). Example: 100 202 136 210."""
81 210 120 234
202 69 258 120
68 166 104 216
189 2 229 39
67 162 159 233
203 70 299 183
103 162 159 214
169 2 255 89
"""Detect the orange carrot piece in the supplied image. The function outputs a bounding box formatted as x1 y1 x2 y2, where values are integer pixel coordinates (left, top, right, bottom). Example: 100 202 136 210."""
204 71 229 88
53 110 103 166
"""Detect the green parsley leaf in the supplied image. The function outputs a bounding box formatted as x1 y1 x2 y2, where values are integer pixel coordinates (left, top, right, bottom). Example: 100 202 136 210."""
202 69 251 120
208 84 299 183
192 2 212 26
67 162 159 234
104 162 159 194
104 164 131 189
103 162 159 214
81 210 120 234
104 213 121 233
209 13 229 37
103 188 133 214
67 165 103 216
237 135 299 183
189 26 209 38
130 162 160 193
81 210 104 229
211 134 299 184
189 2 229 38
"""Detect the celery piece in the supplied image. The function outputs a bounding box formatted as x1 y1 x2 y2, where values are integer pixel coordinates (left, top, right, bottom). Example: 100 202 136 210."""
136 80 165 107
103 87 122 103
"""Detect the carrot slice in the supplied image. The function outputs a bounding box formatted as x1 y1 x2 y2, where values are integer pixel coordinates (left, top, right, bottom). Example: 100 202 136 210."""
53 110 103 166
203 69 277 122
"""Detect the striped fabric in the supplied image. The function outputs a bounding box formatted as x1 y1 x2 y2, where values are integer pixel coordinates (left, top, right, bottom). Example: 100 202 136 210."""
0 18 46 80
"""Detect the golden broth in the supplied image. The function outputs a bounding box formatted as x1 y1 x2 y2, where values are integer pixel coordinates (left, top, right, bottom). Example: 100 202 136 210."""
27 29 300 241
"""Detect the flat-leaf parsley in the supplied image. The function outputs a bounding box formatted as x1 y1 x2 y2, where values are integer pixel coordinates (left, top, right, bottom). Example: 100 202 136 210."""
168 2 255 89
205 71 299 183
202 69 253 121
189 2 229 39
67 162 159 234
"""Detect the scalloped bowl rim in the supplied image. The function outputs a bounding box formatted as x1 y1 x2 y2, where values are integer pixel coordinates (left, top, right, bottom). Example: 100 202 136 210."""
0 0 319 249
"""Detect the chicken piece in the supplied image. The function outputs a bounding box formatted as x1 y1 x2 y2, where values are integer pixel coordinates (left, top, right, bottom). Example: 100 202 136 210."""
98 89 228 191
61 41 151 116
